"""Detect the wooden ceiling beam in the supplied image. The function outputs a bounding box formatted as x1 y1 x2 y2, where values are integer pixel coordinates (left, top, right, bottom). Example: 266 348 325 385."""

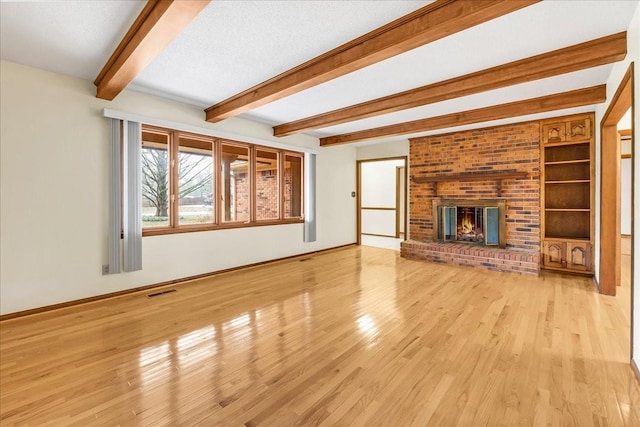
319 85 606 146
204 0 540 123
276 32 626 136
95 0 210 100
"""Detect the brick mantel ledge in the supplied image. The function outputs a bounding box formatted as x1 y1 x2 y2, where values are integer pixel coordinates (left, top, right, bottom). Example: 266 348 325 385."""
401 240 540 276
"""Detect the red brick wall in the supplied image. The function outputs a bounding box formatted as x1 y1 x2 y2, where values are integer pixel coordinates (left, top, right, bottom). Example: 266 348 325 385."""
409 121 540 252
234 167 293 219
233 172 250 221
256 169 279 219
283 167 294 217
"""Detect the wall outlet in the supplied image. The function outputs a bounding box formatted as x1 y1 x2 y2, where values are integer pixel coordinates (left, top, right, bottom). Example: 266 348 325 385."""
102 264 109 275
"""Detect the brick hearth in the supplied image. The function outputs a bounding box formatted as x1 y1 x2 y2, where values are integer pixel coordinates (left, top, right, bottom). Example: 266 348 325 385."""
401 240 540 275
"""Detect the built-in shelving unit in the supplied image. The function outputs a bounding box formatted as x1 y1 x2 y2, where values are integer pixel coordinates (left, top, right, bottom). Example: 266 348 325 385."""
540 113 594 274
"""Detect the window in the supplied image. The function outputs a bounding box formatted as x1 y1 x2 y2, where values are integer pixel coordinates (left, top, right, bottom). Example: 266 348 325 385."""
141 125 303 235
178 134 214 226
141 129 170 228
284 154 303 218
256 149 279 221
221 143 250 223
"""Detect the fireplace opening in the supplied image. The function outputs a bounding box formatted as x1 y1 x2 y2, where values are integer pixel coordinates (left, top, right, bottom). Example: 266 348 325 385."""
458 207 484 242
434 199 505 247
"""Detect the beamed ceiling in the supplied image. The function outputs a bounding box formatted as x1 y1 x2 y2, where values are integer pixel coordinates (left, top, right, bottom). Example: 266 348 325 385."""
1 0 638 146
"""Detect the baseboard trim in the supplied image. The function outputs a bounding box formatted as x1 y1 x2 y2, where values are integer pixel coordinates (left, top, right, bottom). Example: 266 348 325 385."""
361 232 397 238
0 243 357 322
633 359 640 384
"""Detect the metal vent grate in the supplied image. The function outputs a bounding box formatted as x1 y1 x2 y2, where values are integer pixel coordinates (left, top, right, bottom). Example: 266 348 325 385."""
147 289 177 298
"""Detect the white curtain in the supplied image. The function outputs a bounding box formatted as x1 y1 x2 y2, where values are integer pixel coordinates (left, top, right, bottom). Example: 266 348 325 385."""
108 119 142 273
107 119 121 274
304 153 316 242
123 121 142 271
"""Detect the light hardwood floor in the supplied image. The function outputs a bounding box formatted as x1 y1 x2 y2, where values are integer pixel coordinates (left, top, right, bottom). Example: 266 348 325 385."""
1 246 638 426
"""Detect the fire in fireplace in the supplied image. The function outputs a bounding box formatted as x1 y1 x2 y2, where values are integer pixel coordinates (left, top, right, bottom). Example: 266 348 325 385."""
457 207 484 243
433 199 506 247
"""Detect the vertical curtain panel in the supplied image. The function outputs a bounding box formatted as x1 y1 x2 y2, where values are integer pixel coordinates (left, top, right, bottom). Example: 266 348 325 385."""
304 153 316 242
107 119 122 274
123 121 142 272
107 119 142 274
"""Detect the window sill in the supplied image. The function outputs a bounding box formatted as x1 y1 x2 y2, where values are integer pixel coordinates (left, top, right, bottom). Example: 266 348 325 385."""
142 218 305 237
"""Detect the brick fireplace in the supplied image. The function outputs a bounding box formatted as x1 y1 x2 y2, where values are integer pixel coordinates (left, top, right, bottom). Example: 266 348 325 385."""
401 121 541 275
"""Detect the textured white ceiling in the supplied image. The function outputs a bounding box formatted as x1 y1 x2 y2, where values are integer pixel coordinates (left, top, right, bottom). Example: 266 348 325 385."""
312 66 613 136
246 0 638 133
132 0 428 105
1 0 638 145
0 1 146 81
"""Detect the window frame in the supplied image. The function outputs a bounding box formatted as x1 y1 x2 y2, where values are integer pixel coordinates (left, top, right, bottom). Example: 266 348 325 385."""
176 131 216 229
140 126 172 229
141 125 304 237
219 139 252 225
254 146 281 222
283 151 305 219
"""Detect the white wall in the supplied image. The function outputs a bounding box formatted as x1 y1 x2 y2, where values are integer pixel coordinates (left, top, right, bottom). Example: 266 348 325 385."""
619 108 632 130
356 140 408 160
621 108 632 235
399 166 405 234
0 60 357 315
594 2 640 364
621 158 632 235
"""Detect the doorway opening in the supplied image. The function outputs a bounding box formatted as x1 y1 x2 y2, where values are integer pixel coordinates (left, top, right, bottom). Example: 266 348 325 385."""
620 117 632 302
357 157 407 251
599 62 634 363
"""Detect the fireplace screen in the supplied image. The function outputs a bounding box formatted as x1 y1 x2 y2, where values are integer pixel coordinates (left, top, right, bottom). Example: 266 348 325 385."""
439 204 501 246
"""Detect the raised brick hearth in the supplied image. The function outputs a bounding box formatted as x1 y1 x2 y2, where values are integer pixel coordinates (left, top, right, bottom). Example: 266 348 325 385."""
402 120 541 275
401 240 540 275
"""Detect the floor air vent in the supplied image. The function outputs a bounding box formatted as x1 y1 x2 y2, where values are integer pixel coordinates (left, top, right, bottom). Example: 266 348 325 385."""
147 289 177 298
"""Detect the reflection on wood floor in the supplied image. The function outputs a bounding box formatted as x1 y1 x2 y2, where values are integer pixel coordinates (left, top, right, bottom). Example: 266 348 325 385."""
1 245 638 426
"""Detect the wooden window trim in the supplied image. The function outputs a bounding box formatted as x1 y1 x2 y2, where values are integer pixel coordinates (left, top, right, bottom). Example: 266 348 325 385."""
140 125 305 236
283 152 305 220
169 130 178 228
142 218 305 237
220 140 251 224
177 132 216 227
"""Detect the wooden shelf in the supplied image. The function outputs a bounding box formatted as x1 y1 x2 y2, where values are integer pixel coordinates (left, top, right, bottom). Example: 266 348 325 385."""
545 180 590 184
545 159 590 165
412 171 527 183
544 140 591 148
544 236 590 241
545 208 590 212
412 170 527 197
545 209 590 239
544 144 590 163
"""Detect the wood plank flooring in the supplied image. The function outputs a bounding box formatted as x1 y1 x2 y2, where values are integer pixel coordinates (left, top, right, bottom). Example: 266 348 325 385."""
1 246 639 426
